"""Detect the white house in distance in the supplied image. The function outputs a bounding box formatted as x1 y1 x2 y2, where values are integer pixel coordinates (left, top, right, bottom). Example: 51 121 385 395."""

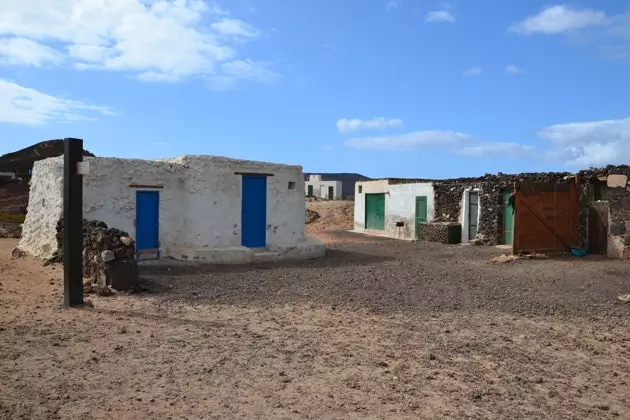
305 175 342 200
354 179 435 240
20 155 325 264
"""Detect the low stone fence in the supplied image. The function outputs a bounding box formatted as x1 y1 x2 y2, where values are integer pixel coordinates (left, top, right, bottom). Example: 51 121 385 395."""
51 219 139 291
417 222 462 244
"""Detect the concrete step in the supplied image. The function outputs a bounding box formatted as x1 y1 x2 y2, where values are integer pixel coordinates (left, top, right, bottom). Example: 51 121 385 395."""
253 250 280 263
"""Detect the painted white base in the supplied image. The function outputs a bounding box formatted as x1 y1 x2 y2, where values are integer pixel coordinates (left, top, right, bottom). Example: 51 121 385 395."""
165 236 325 264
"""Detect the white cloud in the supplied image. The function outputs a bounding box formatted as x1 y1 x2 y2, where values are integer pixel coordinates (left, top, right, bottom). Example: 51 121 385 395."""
0 0 274 89
425 11 456 23
211 18 260 38
462 66 483 76
0 37 64 66
506 64 524 74
344 130 532 158
206 59 278 90
337 117 403 133
537 117 630 167
510 5 606 35
342 116 630 166
386 1 400 11
0 79 113 125
458 142 533 158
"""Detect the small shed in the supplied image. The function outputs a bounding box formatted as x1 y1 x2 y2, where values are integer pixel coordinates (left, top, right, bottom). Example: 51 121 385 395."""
19 155 325 264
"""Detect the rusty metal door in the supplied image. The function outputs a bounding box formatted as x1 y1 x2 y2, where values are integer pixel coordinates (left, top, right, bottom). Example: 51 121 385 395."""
588 205 608 254
513 182 579 254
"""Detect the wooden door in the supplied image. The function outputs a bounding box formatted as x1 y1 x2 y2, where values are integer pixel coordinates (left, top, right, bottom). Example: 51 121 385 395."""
588 205 608 254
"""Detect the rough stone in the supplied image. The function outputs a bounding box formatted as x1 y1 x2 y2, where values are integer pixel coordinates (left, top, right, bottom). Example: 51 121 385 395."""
417 222 459 244
607 175 628 189
610 222 626 236
11 246 22 259
101 250 115 263
52 218 139 291
120 236 134 247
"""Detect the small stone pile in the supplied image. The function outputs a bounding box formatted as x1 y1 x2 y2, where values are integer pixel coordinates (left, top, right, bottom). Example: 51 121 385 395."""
50 218 139 292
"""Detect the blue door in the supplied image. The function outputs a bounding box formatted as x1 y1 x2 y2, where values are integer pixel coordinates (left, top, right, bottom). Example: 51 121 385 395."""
241 175 267 247
136 191 160 257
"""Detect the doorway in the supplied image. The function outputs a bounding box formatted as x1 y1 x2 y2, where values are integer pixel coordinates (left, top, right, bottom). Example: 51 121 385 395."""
241 175 267 248
503 190 514 245
136 190 160 259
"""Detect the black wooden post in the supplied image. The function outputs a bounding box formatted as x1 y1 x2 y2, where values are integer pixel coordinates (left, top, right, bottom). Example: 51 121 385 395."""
64 138 84 307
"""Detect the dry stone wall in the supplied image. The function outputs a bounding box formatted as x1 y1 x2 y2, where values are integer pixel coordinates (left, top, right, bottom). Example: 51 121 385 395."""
431 173 569 245
384 167 630 253
51 219 139 291
417 222 459 244
595 166 630 258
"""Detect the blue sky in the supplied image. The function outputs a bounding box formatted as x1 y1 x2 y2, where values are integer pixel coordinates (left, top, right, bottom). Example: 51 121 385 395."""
0 0 629 178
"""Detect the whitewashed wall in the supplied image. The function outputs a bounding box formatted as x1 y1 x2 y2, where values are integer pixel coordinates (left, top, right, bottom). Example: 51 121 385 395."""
20 155 305 259
353 180 435 239
387 183 435 239
305 180 343 199
19 157 64 259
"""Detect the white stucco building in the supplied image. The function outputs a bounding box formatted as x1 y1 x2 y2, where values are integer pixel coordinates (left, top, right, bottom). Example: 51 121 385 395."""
353 179 481 242
353 179 435 240
305 175 342 200
20 155 325 264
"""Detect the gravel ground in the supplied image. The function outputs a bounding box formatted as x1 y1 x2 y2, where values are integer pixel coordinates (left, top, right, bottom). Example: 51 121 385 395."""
1 235 630 419
145 233 630 319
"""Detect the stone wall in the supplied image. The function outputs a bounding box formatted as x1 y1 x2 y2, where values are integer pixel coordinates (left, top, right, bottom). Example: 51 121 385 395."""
432 172 570 245
417 222 460 244
600 169 630 259
51 219 139 291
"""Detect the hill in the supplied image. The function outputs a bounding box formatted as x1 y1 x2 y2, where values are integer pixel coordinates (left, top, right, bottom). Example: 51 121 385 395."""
0 140 94 177
0 140 95 238
303 172 371 197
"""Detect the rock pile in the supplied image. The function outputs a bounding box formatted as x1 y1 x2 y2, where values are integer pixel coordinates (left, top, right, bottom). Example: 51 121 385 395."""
50 219 139 291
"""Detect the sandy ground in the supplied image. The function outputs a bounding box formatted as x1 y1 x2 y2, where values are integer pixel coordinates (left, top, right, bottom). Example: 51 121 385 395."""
306 200 367 244
2 201 630 419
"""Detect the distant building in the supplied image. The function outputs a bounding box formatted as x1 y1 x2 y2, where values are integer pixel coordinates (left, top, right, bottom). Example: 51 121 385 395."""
305 175 342 200
0 172 16 179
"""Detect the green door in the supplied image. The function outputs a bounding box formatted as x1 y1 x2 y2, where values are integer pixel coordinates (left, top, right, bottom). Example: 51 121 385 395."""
307 185 313 196
415 196 428 238
328 186 334 200
365 193 385 230
503 190 514 245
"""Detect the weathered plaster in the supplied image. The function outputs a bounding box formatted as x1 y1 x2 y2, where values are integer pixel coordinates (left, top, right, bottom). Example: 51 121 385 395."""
19 157 64 259
20 155 324 263
460 187 482 243
353 180 435 239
